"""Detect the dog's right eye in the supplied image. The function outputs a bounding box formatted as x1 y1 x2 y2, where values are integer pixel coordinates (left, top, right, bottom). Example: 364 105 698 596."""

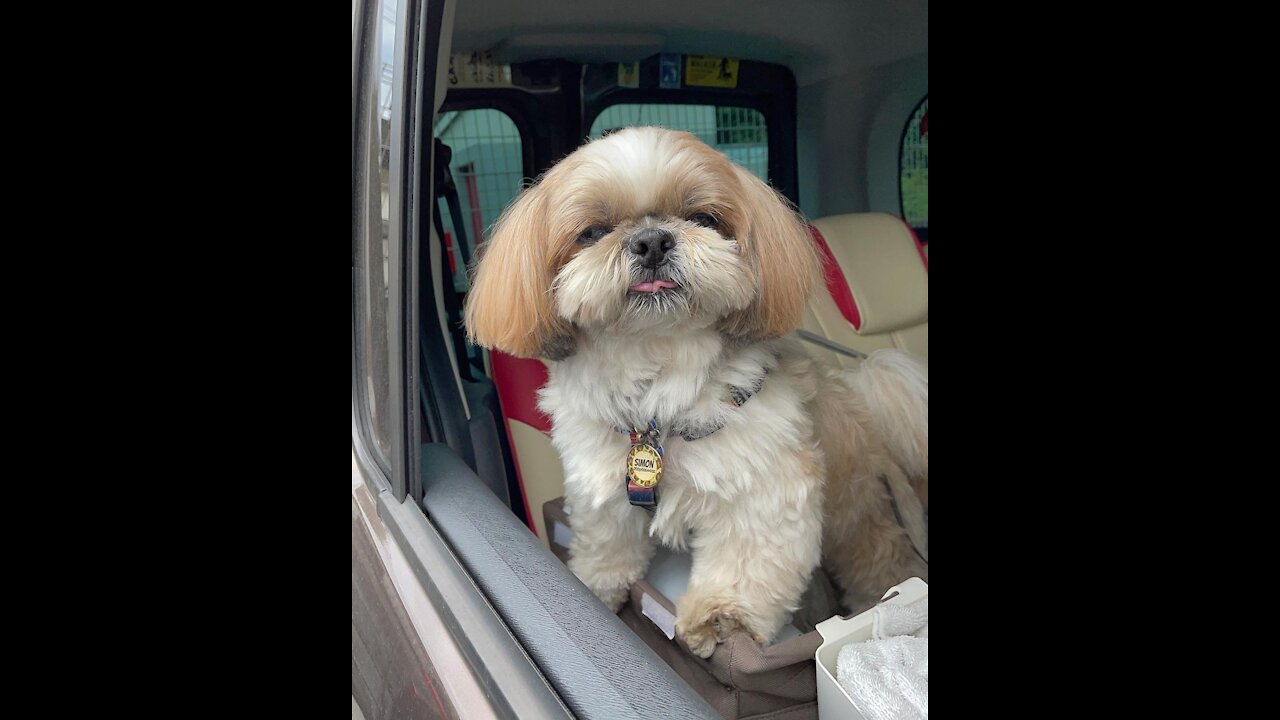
689 213 719 228
577 225 611 245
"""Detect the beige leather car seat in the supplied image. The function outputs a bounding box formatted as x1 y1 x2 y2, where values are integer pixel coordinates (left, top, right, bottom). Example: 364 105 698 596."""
800 213 928 368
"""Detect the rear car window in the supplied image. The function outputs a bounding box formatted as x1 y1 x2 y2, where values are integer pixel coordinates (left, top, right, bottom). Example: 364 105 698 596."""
589 104 769 182
900 97 928 234
433 108 525 290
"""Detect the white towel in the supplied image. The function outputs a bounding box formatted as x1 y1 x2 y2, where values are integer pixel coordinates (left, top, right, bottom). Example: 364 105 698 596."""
835 598 928 720
873 597 928 639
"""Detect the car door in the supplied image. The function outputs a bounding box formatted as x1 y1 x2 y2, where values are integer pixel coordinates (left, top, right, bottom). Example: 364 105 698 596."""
352 2 718 718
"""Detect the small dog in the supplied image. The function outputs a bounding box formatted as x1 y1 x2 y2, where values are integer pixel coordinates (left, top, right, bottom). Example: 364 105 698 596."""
464 127 928 658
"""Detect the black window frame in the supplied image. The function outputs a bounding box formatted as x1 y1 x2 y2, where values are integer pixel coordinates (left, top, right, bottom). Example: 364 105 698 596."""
440 59 587 176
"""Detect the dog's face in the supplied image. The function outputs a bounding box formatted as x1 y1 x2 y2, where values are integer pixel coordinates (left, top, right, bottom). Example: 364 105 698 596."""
464 127 821 358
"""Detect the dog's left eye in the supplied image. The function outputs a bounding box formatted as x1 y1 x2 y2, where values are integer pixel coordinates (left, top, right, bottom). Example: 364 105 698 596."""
689 213 719 228
577 225 611 245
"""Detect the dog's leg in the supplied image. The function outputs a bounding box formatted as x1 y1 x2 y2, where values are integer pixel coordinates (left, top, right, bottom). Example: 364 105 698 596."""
806 352 928 612
674 457 824 658
824 463 929 613
565 488 656 612
545 401 658 612
852 349 928 511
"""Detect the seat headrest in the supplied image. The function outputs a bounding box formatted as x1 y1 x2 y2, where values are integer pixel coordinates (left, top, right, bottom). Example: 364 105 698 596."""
809 213 928 335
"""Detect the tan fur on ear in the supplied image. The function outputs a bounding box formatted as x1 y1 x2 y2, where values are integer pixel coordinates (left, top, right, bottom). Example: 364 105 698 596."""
463 181 570 358
720 167 822 340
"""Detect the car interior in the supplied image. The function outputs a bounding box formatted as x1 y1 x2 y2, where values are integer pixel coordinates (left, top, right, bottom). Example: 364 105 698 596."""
364 0 927 717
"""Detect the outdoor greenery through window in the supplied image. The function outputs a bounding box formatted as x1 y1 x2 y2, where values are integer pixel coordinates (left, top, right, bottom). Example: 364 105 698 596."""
900 97 928 232
590 104 769 182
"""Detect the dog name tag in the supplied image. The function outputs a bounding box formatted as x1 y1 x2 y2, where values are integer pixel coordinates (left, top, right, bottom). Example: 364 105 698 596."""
627 444 664 488
625 421 664 508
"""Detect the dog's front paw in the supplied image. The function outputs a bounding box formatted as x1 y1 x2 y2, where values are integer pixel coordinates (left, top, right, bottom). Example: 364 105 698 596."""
592 584 629 613
675 592 761 659
569 554 644 613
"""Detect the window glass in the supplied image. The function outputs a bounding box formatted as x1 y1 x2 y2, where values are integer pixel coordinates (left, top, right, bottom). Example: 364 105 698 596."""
433 109 524 292
900 97 928 232
589 104 769 182
355 0 400 469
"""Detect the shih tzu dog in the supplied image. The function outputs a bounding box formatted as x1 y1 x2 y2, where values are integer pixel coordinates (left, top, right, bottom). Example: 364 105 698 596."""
464 127 928 658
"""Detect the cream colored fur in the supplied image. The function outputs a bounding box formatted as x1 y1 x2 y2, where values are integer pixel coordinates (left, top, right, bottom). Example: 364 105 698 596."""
464 127 928 658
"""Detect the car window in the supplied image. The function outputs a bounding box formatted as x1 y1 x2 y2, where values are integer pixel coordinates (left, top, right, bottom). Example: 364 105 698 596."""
589 104 769 182
354 0 402 472
433 109 525 292
900 96 928 234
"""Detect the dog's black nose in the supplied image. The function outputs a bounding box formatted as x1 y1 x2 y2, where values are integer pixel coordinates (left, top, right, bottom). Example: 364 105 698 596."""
628 228 675 268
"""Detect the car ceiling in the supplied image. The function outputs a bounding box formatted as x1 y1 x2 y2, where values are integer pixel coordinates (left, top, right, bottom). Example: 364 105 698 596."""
449 0 928 86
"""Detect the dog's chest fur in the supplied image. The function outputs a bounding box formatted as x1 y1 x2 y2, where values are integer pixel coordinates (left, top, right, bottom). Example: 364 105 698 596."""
538 330 820 549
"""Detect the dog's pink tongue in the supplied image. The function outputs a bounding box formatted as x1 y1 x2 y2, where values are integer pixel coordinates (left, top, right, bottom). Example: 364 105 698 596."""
629 280 678 293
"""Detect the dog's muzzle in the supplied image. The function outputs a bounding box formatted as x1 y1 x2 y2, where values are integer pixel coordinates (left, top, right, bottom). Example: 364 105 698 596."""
628 227 675 269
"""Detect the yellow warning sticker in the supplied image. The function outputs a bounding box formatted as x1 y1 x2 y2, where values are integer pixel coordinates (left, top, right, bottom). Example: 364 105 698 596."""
618 61 641 89
685 56 739 88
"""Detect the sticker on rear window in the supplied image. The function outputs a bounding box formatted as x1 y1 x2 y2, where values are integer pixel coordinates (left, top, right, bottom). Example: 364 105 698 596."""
618 61 641 88
660 54 682 89
685 56 739 88
449 52 512 88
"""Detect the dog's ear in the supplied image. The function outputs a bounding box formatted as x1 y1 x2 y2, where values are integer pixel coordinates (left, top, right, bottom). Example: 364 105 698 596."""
464 180 572 359
719 166 821 341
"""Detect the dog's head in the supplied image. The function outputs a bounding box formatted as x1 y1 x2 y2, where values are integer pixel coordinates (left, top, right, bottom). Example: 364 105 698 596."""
464 127 821 358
